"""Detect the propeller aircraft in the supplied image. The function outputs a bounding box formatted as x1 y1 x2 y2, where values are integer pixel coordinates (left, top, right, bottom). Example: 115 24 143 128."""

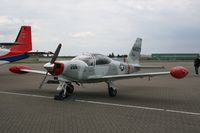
9 38 188 100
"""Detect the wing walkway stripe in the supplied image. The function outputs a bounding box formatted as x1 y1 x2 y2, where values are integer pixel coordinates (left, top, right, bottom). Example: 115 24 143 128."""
0 91 200 116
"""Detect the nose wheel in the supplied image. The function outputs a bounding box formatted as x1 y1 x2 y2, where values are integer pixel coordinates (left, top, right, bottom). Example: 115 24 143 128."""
54 89 67 100
66 83 74 94
54 82 74 100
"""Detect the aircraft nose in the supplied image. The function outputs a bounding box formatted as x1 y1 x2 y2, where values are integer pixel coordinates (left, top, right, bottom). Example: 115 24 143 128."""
43 62 64 76
53 62 64 75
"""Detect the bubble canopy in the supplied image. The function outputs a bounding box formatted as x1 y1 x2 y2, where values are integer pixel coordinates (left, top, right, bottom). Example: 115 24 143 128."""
72 53 111 66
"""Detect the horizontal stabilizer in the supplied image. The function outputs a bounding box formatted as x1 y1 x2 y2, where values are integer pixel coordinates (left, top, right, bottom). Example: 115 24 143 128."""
136 65 165 69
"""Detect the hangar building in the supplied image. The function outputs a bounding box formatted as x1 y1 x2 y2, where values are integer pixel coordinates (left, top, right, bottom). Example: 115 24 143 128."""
152 53 199 60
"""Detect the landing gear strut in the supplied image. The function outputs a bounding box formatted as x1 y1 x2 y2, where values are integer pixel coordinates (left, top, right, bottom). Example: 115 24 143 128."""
54 82 74 100
107 81 117 97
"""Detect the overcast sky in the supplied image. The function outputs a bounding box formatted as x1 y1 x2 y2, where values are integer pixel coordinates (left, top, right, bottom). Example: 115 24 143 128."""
0 0 200 56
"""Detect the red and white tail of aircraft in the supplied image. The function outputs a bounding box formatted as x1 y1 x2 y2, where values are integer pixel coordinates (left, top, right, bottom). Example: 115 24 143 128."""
0 26 32 65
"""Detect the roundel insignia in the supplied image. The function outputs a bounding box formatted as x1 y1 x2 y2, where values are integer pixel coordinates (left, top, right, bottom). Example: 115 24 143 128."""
119 63 125 71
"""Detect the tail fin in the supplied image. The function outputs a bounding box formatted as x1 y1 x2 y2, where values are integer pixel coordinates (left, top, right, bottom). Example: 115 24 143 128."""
127 38 142 64
10 26 32 53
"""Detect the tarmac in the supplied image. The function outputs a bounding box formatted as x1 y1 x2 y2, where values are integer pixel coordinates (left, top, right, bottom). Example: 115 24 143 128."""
0 61 200 133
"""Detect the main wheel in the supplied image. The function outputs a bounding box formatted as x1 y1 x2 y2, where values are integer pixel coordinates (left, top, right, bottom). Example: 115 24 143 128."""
108 87 117 97
66 84 74 94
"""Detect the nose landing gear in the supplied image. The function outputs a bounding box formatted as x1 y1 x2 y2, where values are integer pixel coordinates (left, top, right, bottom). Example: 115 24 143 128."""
54 82 74 100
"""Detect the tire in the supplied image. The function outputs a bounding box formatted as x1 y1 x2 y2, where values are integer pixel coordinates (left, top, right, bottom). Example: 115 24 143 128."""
66 84 74 94
108 87 117 97
54 95 62 100
54 90 66 100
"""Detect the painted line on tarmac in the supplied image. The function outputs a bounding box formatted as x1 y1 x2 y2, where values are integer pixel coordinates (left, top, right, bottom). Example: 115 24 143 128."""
166 109 200 116
76 100 200 116
0 91 52 99
0 91 200 116
76 99 164 111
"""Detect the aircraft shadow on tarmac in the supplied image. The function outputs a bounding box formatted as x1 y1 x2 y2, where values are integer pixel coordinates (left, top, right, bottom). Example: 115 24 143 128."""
55 85 185 106
6 81 187 108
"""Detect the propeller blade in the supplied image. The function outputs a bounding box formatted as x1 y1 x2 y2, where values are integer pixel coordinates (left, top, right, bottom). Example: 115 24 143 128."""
50 43 62 64
40 43 62 89
39 71 49 89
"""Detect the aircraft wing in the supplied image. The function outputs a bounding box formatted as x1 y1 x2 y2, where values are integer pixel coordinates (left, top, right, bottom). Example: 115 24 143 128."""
88 71 170 82
9 66 50 75
20 69 49 75
88 66 188 82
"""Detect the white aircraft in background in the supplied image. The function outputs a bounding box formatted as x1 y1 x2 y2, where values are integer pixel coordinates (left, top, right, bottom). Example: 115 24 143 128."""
9 38 188 100
0 26 32 65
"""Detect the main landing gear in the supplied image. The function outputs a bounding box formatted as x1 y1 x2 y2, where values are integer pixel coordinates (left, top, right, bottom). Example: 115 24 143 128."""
54 81 117 100
54 82 74 100
107 81 117 97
